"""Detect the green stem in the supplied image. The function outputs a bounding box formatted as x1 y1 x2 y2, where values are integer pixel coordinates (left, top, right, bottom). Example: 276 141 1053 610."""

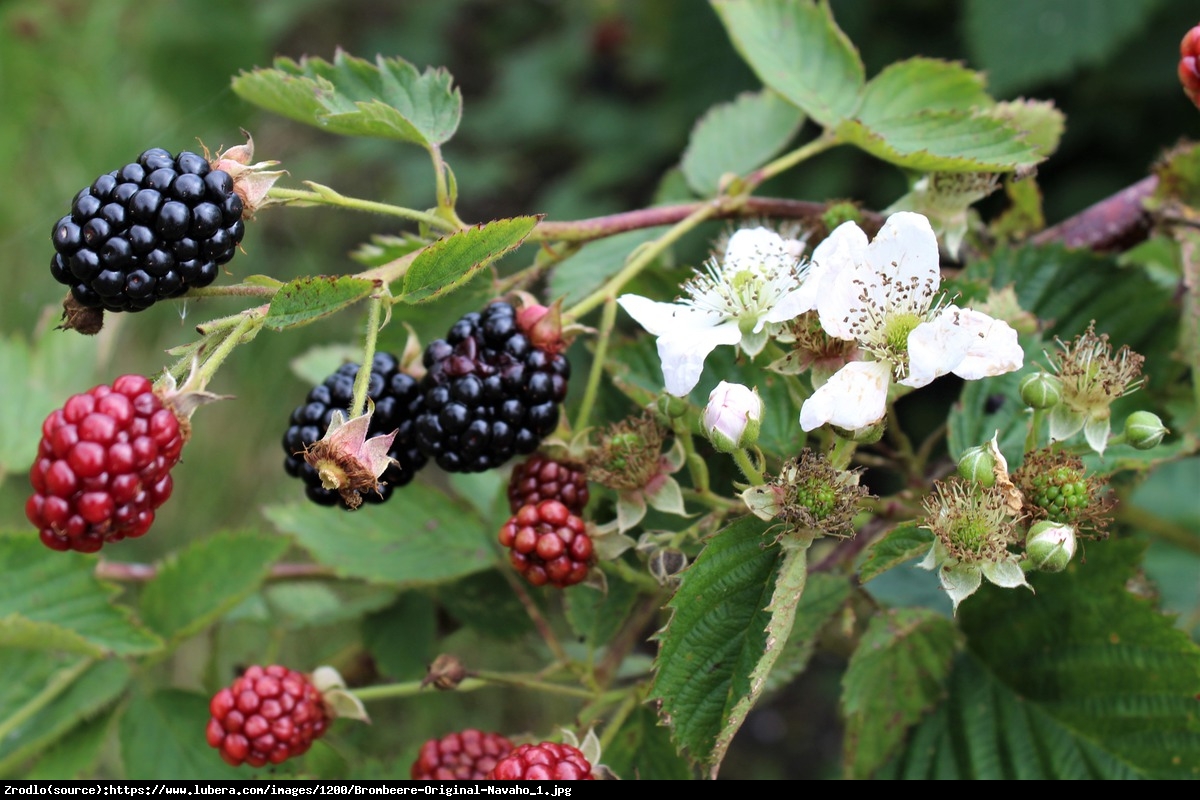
828 436 857 471
268 186 458 233
732 447 765 485
470 670 599 700
597 688 646 753
746 132 841 187
349 296 385 418
194 304 270 336
0 658 93 745
353 678 484 702
573 296 618 431
499 566 569 663
1026 408 1045 454
184 283 278 300
189 310 264 391
565 202 719 320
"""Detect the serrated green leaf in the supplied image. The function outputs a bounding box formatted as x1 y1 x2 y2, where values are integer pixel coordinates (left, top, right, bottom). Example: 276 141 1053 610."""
841 609 961 778
363 593 437 680
964 0 1159 96
0 655 129 776
402 217 539 304
264 275 378 331
263 489 492 586
985 99 1065 159
232 52 462 148
263 581 396 630
433 571 539 641
680 89 805 195
712 0 863 127
602 706 695 780
837 111 1044 172
858 523 935 584
0 536 161 656
857 58 992 125
26 710 113 779
565 569 640 650
649 515 782 770
138 531 288 641
885 539 1200 778
764 572 854 693
120 689 242 779
549 227 667 309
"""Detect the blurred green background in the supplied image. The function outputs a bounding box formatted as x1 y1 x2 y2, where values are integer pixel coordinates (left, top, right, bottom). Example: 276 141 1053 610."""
1 0 1196 779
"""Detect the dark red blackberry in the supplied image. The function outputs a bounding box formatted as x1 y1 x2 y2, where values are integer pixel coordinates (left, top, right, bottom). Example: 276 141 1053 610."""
415 301 569 473
282 351 427 507
507 453 589 513
26 374 186 553
498 500 594 588
486 741 596 780
411 729 515 780
50 147 246 312
206 665 329 768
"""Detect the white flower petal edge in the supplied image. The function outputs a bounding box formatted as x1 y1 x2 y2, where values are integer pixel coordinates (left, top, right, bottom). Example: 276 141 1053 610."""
903 306 1023 388
618 294 741 396
806 221 869 339
799 360 891 432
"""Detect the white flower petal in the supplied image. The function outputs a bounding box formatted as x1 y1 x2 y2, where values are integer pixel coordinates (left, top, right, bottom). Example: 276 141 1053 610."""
725 227 792 276
866 211 941 291
762 281 818 325
618 294 722 337
799 360 891 431
938 562 982 614
656 322 743 396
904 306 1023 388
948 308 1024 380
981 557 1032 591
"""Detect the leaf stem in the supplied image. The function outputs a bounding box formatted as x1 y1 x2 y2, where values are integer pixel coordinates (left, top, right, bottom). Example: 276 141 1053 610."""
349 296 385 418
573 297 618 431
268 185 459 233
0 657 94 745
732 448 765 485
187 309 264 391
746 131 841 187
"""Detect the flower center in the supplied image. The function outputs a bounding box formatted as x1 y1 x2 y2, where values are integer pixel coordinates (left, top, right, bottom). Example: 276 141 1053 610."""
683 258 801 322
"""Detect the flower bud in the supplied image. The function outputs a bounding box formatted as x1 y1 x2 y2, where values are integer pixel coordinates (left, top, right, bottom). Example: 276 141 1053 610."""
1123 410 1168 450
1180 23 1200 107
648 548 689 586
702 381 762 453
1025 520 1077 573
657 394 690 419
957 444 998 487
1020 372 1062 409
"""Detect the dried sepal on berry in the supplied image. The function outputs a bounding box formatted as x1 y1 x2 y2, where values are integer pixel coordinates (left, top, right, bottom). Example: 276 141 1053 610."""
303 403 398 510
1012 448 1115 539
208 132 285 218
741 449 871 546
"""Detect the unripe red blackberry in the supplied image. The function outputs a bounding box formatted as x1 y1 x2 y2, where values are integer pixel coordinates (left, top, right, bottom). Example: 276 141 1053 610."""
50 148 246 312
206 665 330 768
26 374 186 553
507 453 589 513
283 352 427 507
411 729 515 780
499 500 594 588
415 301 570 473
1180 23 1200 107
486 741 596 780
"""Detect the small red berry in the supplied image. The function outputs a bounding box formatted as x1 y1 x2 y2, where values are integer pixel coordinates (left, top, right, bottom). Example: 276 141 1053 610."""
507 453 590 513
206 665 330 768
411 729 515 779
1180 23 1200 107
27 375 186 552
499 500 594 588
486 742 596 781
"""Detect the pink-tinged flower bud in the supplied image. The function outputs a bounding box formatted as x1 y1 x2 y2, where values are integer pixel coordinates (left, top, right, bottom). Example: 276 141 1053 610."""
702 381 762 453
1025 520 1077 573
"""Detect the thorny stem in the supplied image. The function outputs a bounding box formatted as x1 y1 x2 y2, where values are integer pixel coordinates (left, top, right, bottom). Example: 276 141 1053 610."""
469 670 600 700
498 565 569 663
185 283 278 300
573 296 618 431
352 678 486 702
268 186 459 233
187 310 264 391
349 296 385 418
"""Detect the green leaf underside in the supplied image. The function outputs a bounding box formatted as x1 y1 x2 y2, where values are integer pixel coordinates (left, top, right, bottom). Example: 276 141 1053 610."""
836 112 1043 172
363 593 437 680
841 609 961 779
884 539 1200 778
680 89 805 195
138 531 290 641
603 706 695 780
0 536 161 656
263 582 397 630
763 572 854 694
263 487 493 586
26 711 113 779
402 216 539 304
120 690 243 780
858 522 935 584
264 275 378 331
650 515 783 770
231 52 462 148
856 58 992 124
712 0 863 128
0 655 130 773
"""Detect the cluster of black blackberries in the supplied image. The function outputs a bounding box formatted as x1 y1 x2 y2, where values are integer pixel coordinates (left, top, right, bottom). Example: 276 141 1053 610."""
50 147 245 312
283 301 570 508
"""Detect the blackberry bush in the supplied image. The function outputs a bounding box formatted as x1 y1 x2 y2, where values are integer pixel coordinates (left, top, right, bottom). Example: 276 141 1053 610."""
206 665 330 768
282 351 426 507
415 300 569 473
26 374 186 553
50 147 246 312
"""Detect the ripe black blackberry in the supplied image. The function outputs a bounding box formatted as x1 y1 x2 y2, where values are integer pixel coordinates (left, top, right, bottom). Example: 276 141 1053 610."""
414 301 569 473
50 147 246 312
282 352 426 507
